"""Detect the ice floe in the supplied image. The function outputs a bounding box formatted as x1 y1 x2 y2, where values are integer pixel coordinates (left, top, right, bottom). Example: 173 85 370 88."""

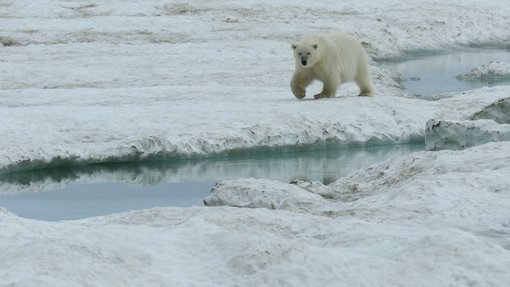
2 0 510 286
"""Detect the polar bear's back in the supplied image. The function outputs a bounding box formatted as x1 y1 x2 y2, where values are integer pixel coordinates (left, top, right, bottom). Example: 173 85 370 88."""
308 31 369 83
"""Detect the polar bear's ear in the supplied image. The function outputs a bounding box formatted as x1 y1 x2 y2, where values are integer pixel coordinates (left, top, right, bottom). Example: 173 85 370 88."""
312 44 318 50
291 44 297 50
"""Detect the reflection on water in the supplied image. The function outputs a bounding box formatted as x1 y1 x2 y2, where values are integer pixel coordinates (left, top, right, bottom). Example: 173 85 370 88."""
0 144 423 220
379 49 510 97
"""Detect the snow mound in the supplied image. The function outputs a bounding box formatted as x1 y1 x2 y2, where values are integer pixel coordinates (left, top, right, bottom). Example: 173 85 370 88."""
425 119 510 150
457 61 510 80
325 142 510 241
204 178 326 212
207 142 510 248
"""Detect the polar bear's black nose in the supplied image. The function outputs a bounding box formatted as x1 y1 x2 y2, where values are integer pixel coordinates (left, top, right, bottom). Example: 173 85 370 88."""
301 60 307 66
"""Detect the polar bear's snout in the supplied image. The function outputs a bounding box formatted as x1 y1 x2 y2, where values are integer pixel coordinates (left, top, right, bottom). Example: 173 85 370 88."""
299 52 311 66
293 44 314 67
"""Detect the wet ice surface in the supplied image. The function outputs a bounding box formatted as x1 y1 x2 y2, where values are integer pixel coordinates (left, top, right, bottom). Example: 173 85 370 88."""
380 49 510 97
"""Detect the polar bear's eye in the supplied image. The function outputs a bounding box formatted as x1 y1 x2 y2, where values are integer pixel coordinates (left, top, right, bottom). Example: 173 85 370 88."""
307 52 310 55
298 52 302 56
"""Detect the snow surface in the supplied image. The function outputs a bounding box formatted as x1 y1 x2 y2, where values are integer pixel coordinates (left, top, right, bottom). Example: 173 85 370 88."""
2 0 510 286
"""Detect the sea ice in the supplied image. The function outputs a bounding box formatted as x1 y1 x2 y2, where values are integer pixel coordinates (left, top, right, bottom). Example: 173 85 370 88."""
2 0 510 286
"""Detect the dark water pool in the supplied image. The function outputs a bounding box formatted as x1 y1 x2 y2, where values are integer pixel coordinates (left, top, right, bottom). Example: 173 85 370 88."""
0 144 423 221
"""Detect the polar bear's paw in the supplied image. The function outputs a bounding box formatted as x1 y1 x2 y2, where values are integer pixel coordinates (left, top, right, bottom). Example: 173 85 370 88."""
314 93 334 99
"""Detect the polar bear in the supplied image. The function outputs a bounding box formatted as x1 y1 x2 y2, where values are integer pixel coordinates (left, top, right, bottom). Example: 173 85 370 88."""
290 31 375 99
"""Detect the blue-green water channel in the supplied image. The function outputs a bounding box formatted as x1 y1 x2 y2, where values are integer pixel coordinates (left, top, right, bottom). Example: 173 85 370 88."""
0 144 423 221
379 48 510 97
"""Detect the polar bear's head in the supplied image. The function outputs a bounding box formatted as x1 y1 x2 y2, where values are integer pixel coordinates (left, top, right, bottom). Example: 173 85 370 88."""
292 42 319 68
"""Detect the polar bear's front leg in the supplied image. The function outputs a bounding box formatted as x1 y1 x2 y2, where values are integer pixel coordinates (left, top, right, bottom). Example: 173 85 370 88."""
290 71 313 99
291 81 306 99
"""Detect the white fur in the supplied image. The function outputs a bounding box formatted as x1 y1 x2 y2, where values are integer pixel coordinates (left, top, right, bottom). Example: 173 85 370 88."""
290 31 375 99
